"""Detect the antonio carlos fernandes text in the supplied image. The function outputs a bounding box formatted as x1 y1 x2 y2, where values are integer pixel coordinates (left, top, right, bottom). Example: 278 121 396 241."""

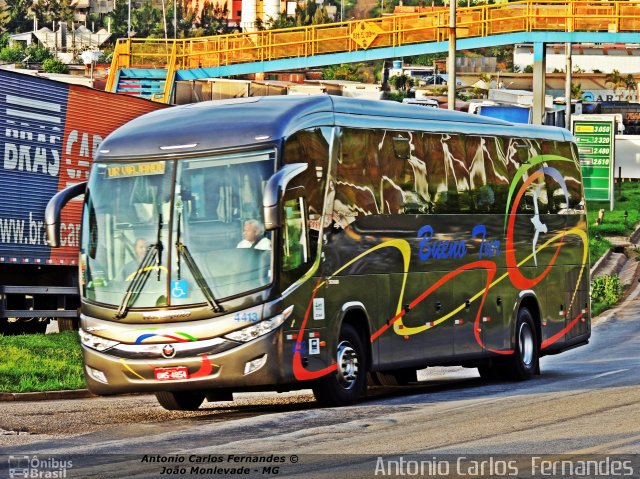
374 456 635 476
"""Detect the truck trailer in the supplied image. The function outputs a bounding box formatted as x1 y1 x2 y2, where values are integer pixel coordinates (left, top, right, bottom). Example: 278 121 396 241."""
0 69 165 333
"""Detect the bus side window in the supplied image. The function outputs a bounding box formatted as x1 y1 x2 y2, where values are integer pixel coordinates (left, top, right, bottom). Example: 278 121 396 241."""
282 190 309 273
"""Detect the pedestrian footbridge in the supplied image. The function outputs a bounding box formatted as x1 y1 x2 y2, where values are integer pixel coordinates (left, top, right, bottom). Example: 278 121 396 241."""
105 0 640 104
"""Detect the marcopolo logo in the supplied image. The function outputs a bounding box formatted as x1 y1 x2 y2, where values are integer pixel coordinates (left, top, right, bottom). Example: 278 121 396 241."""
8 455 72 478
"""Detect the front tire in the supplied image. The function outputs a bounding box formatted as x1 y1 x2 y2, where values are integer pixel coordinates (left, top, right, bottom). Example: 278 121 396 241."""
155 390 206 410
312 323 367 406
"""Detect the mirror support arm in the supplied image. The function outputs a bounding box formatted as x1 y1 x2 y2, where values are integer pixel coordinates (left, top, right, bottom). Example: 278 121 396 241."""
263 163 308 230
45 182 87 248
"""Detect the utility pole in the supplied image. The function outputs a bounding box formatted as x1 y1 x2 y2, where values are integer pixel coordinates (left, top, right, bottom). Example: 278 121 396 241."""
447 0 456 110
127 0 131 37
565 43 572 129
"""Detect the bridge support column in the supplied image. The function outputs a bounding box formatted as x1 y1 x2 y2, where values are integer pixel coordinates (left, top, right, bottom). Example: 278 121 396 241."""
532 42 546 125
565 43 572 129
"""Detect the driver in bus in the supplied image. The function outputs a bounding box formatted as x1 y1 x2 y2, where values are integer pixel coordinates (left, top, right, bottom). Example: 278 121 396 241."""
237 219 271 250
120 238 150 281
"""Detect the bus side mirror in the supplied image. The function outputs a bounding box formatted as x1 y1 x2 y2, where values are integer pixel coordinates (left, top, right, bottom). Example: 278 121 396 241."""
45 182 87 248
263 163 308 230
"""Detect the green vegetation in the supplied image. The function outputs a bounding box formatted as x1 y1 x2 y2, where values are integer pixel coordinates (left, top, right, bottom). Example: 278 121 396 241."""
586 181 640 265
0 42 54 64
586 182 640 315
386 91 407 102
0 331 85 392
42 57 69 73
0 45 24 63
590 275 623 317
323 63 362 81
389 73 414 92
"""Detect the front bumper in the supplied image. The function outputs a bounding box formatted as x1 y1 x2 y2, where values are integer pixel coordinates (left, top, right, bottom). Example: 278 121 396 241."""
83 329 288 394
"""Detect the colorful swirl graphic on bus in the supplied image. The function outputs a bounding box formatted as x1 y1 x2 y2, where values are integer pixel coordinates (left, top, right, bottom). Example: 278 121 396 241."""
293 157 588 380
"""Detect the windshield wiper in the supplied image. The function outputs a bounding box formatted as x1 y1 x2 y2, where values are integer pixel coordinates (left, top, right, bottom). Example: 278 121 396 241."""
114 214 163 320
175 210 224 313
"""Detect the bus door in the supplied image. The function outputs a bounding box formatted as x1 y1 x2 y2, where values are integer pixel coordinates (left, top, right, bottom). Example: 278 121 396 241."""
563 266 589 342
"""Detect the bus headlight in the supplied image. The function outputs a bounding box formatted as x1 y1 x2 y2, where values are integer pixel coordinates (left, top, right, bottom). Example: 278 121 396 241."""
224 305 294 343
79 329 120 352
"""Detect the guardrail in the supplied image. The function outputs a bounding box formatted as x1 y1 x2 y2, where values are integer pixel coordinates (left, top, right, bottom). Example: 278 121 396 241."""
106 0 640 101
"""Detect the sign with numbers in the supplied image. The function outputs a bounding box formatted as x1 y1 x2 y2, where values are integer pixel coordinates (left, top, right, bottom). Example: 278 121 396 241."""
571 115 616 207
350 21 382 49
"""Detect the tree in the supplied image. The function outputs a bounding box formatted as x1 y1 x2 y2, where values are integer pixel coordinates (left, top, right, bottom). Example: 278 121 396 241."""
625 74 636 94
177 0 197 38
196 1 232 36
132 0 163 38
42 57 69 73
32 0 75 30
267 1 331 29
323 63 362 81
25 42 54 62
605 69 624 89
571 82 583 100
86 13 108 32
0 44 26 62
268 12 296 29
105 0 130 39
0 0 33 34
389 73 414 92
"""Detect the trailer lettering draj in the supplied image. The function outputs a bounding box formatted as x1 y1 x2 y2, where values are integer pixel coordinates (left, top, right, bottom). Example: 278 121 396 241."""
0 70 164 333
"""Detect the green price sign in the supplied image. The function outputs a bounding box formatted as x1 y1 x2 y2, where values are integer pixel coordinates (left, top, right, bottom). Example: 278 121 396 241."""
571 116 615 204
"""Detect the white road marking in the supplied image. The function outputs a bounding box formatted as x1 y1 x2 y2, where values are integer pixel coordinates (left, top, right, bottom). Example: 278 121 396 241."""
578 368 629 382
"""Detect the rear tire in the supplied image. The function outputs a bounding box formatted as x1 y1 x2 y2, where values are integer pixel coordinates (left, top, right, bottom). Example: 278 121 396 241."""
503 307 539 380
477 307 539 381
155 390 206 411
312 323 367 406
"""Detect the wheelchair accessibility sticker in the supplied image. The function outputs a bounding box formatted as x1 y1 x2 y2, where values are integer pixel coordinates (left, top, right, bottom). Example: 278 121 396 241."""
171 280 189 299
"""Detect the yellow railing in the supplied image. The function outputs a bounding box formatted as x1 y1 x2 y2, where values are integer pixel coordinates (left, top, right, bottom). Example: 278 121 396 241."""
107 0 640 98
163 41 178 103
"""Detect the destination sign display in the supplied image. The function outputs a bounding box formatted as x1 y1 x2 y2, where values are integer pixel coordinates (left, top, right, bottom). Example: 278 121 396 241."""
107 162 166 179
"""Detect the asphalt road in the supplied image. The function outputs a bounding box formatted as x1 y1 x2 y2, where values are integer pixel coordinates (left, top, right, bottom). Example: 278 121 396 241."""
2 283 640 478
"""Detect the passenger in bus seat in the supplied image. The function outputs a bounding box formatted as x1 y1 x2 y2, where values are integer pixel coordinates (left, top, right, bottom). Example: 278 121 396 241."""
237 219 271 250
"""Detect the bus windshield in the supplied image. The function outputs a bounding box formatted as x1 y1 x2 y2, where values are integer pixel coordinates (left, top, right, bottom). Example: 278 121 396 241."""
81 150 276 311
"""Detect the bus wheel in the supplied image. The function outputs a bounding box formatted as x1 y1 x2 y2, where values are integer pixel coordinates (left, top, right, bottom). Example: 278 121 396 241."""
373 368 417 386
312 323 367 406
155 390 206 411
504 307 539 381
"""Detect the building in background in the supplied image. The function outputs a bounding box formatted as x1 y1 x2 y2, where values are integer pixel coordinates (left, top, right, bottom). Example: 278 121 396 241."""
514 43 640 74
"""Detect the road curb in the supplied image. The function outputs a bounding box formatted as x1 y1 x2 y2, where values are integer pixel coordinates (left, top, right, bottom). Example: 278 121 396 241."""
0 389 96 402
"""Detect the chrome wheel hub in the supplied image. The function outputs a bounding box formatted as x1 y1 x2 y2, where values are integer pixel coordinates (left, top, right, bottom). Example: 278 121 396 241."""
519 322 534 367
336 340 359 390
